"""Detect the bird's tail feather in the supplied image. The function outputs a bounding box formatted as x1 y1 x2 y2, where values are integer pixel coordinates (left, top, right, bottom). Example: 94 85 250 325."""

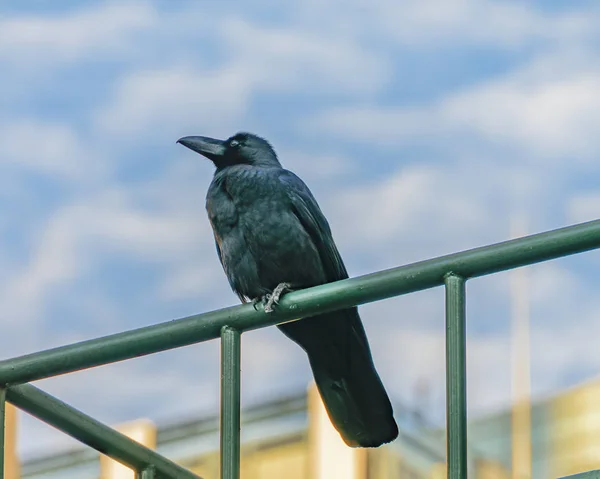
308 344 399 448
280 309 398 448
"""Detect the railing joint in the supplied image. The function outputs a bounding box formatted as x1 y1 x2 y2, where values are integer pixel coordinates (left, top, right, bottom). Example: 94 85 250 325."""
443 271 466 282
137 464 156 479
220 325 238 336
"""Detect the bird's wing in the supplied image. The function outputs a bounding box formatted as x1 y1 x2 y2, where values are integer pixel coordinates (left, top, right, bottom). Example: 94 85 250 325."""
209 217 249 304
278 170 349 283
278 169 373 363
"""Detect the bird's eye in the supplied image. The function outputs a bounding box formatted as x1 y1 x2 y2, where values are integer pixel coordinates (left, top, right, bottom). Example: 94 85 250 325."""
229 140 240 148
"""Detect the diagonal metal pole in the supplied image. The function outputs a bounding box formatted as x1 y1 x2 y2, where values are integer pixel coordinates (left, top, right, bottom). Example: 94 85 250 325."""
7 384 200 479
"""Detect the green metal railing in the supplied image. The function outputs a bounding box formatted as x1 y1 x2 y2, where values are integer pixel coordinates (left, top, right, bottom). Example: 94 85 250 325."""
2 219 600 479
560 473 600 479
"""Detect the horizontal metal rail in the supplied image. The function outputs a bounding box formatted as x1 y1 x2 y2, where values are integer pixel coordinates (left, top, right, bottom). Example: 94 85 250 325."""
1 219 599 387
2 219 600 479
5 384 200 479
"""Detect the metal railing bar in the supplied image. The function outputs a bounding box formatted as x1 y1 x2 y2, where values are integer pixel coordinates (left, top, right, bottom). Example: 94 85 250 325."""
5 384 201 479
445 274 467 479
560 472 600 479
220 327 241 479
0 219 599 387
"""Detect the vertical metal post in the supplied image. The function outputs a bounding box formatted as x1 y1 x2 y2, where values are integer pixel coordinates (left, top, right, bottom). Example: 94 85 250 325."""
445 274 467 479
0 387 5 479
220 326 241 479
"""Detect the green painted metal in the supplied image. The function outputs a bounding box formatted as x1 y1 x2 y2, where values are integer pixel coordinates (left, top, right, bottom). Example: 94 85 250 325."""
1 219 600 478
220 327 241 479
1 219 600 388
445 274 467 479
138 465 157 479
0 387 5 479
561 472 600 479
5 384 199 479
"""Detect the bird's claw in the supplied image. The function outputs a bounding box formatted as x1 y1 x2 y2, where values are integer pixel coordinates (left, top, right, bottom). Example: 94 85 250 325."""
251 296 265 312
262 282 292 313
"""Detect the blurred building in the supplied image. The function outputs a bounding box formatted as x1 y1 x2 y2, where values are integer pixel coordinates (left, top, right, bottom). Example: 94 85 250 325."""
430 376 600 479
12 384 507 479
17 377 600 478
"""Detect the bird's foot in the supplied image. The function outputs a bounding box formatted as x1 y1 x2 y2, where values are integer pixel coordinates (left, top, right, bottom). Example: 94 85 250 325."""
262 282 292 313
251 296 264 312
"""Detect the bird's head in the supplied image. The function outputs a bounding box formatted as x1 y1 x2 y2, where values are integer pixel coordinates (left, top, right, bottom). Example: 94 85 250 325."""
177 132 281 169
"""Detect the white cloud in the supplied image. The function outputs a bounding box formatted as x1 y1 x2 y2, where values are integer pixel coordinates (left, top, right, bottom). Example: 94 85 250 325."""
95 15 389 140
312 47 600 161
0 120 108 181
217 17 389 95
3 206 84 324
321 159 521 272
295 0 598 48
95 65 251 138
0 158 218 332
387 0 596 47
279 149 358 182
333 164 485 240
442 73 600 159
0 2 157 64
568 192 600 225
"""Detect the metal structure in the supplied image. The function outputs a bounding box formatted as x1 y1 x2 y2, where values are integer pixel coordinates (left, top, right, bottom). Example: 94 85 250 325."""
2 219 600 479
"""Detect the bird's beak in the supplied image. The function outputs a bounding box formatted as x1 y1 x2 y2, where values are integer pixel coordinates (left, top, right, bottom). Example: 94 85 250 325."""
177 135 226 162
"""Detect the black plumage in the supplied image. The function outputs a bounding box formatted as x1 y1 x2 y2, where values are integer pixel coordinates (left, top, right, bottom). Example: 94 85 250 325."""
177 132 398 447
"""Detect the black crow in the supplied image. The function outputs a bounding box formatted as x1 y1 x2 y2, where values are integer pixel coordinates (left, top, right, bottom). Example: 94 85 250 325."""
178 132 398 447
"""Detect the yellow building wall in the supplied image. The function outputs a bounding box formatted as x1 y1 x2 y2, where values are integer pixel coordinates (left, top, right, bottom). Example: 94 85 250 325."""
100 419 157 479
425 459 509 479
243 439 308 479
475 459 511 479
429 462 446 479
189 437 308 479
367 447 398 479
188 450 220 479
550 379 600 477
4 402 20 479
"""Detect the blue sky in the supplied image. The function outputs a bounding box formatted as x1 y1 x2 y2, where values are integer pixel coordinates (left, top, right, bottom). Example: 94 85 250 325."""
2 0 600 458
